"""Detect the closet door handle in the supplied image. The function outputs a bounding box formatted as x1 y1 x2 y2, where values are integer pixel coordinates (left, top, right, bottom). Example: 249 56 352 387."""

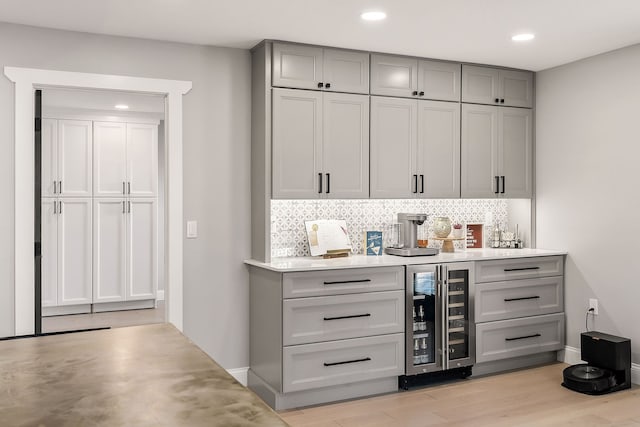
123 181 126 195
128 201 131 213
500 176 505 194
128 181 131 194
59 181 62 194
413 175 418 194
326 173 330 194
58 201 62 214
494 176 499 194
325 83 331 89
53 181 57 194
420 174 424 194
122 201 126 214
412 91 418 96
317 82 324 88
419 91 425 97
53 201 57 214
495 98 500 103
318 173 323 194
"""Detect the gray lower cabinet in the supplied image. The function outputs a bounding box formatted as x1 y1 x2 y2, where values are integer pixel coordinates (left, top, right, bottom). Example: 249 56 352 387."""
272 88 369 199
474 256 565 368
249 266 404 409
462 65 533 108
370 96 460 198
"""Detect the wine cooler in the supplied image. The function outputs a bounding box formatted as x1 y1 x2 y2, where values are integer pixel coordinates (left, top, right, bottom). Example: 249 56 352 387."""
404 262 475 379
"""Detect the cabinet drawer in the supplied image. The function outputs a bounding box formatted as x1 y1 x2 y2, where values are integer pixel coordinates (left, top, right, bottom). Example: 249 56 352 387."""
476 313 564 363
475 277 563 323
283 333 404 393
283 291 404 345
283 267 403 298
475 256 563 283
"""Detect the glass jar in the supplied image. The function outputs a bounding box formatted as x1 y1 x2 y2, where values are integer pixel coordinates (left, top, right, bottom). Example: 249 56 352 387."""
433 217 452 238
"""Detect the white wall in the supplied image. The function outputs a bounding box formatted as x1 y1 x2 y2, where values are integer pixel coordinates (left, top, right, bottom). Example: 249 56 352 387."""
536 43 640 362
0 23 251 369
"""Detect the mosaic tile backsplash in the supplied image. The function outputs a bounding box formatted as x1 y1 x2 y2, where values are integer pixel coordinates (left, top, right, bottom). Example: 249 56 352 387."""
271 199 509 257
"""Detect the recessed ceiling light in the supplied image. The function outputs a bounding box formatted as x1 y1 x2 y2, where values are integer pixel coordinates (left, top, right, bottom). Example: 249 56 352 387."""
361 11 386 21
512 33 535 42
115 104 129 110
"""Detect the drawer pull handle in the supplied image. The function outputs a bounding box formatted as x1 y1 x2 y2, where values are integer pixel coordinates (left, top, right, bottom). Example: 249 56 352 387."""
505 333 541 342
504 296 540 302
324 357 371 367
323 279 372 285
503 267 540 272
324 313 371 321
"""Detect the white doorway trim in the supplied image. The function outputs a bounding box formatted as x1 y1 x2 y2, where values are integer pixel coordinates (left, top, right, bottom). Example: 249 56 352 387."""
4 66 192 335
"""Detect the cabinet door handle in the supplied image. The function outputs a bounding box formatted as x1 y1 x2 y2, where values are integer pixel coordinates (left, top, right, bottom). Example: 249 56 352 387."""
128 181 131 194
323 279 371 285
413 175 418 193
122 201 125 214
128 201 131 213
123 181 126 195
325 83 331 89
500 176 505 194
59 181 62 193
53 181 57 194
504 266 540 272
326 173 330 194
500 99 505 104
420 174 424 194
419 91 424 96
504 296 540 302
318 173 323 194
53 201 57 214
324 357 371 367
505 333 541 342
495 98 500 103
412 91 418 96
317 82 324 88
58 201 62 214
323 313 371 321
494 176 499 194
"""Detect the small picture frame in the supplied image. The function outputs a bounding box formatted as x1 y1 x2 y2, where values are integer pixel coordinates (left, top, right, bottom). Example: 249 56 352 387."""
466 223 484 248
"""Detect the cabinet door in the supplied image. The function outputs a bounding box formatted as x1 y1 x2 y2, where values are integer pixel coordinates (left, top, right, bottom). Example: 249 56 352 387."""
322 49 369 94
41 199 58 307
127 198 157 301
272 43 323 90
417 101 460 198
462 65 500 105
370 54 418 98
461 104 498 198
323 92 369 199
93 199 127 303
499 108 532 198
370 97 418 198
500 69 533 108
418 60 461 102
58 198 92 305
272 88 323 199
127 123 158 197
58 120 92 197
94 122 127 197
41 119 58 198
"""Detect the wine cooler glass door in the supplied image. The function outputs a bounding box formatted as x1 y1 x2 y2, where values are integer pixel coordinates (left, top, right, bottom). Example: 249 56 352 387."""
445 263 475 369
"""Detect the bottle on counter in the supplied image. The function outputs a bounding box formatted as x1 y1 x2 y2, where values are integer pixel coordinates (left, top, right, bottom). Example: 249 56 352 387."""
413 338 421 365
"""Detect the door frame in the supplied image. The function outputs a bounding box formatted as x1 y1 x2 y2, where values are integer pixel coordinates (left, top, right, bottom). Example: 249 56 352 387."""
4 66 192 335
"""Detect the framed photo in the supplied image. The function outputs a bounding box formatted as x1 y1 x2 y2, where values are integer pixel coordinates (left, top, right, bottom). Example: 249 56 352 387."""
466 223 484 248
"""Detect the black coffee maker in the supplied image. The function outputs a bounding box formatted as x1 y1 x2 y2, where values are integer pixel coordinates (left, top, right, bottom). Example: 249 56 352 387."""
562 331 631 395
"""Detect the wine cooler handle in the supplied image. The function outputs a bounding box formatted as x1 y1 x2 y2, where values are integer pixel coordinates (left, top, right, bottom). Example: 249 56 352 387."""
442 265 449 371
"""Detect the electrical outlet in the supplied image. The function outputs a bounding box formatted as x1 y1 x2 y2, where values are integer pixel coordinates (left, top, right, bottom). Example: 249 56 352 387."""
589 298 599 315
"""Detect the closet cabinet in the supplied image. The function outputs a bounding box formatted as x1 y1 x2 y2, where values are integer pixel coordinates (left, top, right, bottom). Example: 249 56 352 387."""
370 97 460 199
41 119 93 198
41 198 93 308
94 122 158 198
272 88 369 199
371 54 460 101
93 198 157 304
272 43 369 94
461 104 532 198
462 65 533 108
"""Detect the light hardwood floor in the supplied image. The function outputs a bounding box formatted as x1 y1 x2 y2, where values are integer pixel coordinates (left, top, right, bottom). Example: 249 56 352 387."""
279 363 640 426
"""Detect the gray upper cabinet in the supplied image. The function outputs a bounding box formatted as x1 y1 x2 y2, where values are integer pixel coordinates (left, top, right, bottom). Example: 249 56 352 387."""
370 97 460 199
371 54 460 101
272 88 369 199
272 43 369 94
462 65 533 108
461 104 532 198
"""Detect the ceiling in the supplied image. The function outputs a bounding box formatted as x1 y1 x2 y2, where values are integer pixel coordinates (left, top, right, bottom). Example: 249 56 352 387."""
2 0 640 71
42 88 164 114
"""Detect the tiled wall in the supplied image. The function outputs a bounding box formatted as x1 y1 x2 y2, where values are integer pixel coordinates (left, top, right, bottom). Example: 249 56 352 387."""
271 199 509 257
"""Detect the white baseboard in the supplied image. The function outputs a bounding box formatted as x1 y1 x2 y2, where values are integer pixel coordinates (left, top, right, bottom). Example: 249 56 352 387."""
227 367 248 386
156 290 165 301
559 345 639 385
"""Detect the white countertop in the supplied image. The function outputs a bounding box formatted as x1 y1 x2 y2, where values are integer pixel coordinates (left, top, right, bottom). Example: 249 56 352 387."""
245 248 567 272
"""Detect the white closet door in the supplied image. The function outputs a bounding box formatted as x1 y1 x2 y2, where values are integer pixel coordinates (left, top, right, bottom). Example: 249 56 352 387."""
41 119 58 198
57 198 92 305
58 120 93 197
127 198 157 301
93 199 127 303
41 199 58 307
94 122 127 197
127 123 158 197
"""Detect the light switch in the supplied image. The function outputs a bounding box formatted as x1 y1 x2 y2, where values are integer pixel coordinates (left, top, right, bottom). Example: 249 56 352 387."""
186 220 198 239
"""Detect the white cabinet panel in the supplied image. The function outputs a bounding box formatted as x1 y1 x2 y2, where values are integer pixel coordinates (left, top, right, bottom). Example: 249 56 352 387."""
41 119 58 198
93 199 127 303
499 108 533 198
58 120 92 197
127 198 157 300
58 198 92 305
94 122 127 197
127 123 158 197
500 69 534 108
41 200 58 307
322 49 369 94
461 104 499 198
272 43 323 90
418 60 461 102
322 92 369 199
370 54 418 98
462 66 500 105
370 96 417 198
